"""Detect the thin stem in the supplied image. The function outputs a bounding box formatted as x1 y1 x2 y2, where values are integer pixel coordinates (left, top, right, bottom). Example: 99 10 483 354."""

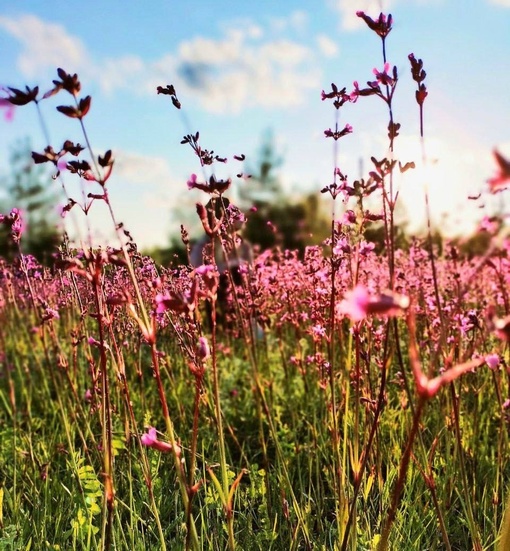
377 397 426 551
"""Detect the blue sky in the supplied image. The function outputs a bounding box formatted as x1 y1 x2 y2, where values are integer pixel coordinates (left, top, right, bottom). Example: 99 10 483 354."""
1 0 509 249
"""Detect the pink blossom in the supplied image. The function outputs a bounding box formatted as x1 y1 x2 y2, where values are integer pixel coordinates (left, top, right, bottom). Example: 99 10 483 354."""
485 353 500 370
311 324 327 339
337 285 371 322
349 81 360 103
487 149 510 193
141 427 181 455
356 11 393 38
359 240 375 256
338 285 410 322
478 215 499 234
373 63 395 86
187 173 198 190
342 210 356 225
197 336 210 360
0 208 25 243
0 97 15 122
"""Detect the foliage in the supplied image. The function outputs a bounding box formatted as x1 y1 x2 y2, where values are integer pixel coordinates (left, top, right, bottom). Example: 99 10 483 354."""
0 138 62 264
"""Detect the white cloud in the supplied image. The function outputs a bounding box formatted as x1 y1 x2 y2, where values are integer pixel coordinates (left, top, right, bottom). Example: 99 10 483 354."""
488 0 510 5
270 10 308 33
328 0 392 30
328 0 444 30
0 14 90 78
113 150 176 186
316 35 339 57
94 55 146 95
1 13 321 114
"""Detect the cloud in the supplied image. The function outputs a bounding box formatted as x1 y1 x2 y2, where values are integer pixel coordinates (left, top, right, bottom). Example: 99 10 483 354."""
1 13 321 114
488 0 510 5
328 0 393 30
0 14 90 79
316 35 339 57
269 10 308 33
113 150 177 187
165 28 318 113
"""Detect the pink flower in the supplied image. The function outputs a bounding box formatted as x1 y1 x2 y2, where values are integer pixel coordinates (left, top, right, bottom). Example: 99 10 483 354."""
338 285 410 322
0 97 15 122
324 124 353 140
0 207 25 243
342 210 356 225
485 353 500 370
359 240 375 256
356 11 393 38
141 427 181 455
338 285 370 322
373 63 395 86
187 173 199 190
197 336 210 360
487 149 510 193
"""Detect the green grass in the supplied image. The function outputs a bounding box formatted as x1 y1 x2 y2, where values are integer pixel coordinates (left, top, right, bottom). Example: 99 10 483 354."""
1 292 508 550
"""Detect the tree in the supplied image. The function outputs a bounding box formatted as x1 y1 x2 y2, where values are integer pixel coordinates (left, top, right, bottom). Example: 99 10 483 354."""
239 128 284 205
0 138 62 263
241 129 330 254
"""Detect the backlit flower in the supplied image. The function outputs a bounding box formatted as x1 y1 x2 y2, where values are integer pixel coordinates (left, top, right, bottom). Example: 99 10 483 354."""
141 427 181 455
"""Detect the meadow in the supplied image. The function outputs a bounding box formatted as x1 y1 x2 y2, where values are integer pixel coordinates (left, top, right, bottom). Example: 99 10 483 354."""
2 10 510 551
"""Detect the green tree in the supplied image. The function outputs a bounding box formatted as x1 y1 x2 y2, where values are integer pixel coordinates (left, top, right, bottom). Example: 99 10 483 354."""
0 138 62 263
241 129 330 254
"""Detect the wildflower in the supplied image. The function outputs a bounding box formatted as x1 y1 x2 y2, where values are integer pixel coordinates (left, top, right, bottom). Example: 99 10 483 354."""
187 173 199 190
196 264 219 298
141 427 181 455
42 307 60 322
478 215 499 234
3 85 39 106
338 284 409 322
187 173 231 194
0 208 24 243
356 11 393 38
408 53 428 106
342 210 356 225
197 336 210 361
485 353 500 370
487 307 510 342
359 240 375 256
487 150 510 193
324 124 353 140
311 324 327 339
338 285 370 322
372 63 396 87
333 236 351 256
0 96 15 121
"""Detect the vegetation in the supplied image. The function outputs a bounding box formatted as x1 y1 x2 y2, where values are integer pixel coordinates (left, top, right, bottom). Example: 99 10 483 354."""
1 9 510 551
0 138 62 264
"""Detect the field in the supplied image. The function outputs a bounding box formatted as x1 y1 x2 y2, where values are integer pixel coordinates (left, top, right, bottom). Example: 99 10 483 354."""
1 10 510 551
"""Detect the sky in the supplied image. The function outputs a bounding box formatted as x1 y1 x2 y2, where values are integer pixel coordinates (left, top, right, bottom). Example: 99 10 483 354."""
1 0 509 250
